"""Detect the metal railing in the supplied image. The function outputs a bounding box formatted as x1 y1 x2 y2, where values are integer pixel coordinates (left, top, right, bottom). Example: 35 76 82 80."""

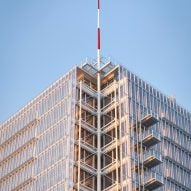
144 171 164 184
141 130 161 142
143 149 162 162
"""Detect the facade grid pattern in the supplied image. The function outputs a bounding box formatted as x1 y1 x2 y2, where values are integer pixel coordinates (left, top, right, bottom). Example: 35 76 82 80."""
0 69 76 191
0 59 191 191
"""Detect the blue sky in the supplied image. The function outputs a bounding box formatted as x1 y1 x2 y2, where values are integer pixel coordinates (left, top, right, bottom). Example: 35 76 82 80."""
0 0 191 123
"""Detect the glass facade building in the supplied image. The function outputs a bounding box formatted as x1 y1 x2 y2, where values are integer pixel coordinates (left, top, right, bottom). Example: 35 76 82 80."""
0 59 191 191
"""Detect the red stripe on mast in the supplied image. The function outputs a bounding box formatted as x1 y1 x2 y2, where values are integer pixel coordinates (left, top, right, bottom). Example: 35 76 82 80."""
97 0 101 50
98 28 100 49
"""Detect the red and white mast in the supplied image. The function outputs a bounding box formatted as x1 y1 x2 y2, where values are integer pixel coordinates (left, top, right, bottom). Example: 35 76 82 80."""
97 0 101 190
97 0 101 68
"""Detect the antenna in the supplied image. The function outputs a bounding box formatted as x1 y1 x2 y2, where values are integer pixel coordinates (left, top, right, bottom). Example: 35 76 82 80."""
97 0 101 69
97 1 101 191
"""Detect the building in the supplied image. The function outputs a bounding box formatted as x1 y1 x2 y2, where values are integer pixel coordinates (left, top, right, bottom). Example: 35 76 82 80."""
0 58 191 191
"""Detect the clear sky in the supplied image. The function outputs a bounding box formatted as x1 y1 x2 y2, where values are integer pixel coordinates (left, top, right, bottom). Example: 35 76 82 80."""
0 0 191 123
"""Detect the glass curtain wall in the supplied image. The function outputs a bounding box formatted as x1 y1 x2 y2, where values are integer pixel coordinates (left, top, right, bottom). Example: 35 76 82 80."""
1 60 191 191
119 65 191 191
0 68 76 191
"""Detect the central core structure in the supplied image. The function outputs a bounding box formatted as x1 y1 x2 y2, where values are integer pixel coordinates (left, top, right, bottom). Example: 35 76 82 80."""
73 58 162 191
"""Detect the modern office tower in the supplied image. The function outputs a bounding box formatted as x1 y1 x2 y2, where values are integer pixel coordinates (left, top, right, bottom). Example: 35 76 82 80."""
0 58 191 191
